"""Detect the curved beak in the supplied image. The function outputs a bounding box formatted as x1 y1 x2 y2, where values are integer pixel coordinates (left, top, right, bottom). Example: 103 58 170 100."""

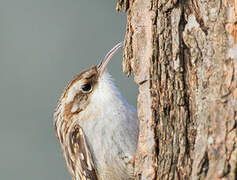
97 42 123 76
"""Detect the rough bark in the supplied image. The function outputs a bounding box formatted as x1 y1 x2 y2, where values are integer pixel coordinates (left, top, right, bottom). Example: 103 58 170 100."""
117 0 237 179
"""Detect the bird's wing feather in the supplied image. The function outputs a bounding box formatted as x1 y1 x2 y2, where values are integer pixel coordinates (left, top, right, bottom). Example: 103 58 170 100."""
67 124 98 180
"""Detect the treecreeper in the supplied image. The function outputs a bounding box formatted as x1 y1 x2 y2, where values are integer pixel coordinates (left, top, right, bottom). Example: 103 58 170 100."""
54 42 139 180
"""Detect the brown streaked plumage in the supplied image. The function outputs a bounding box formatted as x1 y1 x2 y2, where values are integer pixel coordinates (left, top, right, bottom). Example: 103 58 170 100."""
54 67 99 180
54 42 139 180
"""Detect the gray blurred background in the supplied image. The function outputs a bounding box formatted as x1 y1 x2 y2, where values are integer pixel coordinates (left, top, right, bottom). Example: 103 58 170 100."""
0 0 137 179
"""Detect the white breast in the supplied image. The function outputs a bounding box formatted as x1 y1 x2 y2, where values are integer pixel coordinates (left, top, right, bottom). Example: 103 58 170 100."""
78 71 139 180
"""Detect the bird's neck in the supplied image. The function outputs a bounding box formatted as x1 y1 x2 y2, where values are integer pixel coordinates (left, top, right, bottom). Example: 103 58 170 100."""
92 71 124 107
78 70 135 125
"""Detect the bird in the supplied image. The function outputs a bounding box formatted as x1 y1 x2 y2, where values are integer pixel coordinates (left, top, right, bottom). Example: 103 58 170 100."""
54 42 139 180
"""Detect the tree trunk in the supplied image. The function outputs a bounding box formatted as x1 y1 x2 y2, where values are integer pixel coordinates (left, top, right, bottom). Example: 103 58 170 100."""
117 0 237 179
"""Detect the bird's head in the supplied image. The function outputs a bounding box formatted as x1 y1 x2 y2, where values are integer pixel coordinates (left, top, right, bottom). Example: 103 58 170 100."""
54 42 123 141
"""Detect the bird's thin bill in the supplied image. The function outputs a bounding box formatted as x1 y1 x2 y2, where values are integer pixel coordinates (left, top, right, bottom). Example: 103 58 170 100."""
97 42 124 75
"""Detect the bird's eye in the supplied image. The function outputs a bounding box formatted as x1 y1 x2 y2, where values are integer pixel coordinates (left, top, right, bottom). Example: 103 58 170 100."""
81 83 92 93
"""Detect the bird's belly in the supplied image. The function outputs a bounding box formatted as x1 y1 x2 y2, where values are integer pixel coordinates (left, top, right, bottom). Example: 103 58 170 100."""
89 135 134 180
80 118 135 180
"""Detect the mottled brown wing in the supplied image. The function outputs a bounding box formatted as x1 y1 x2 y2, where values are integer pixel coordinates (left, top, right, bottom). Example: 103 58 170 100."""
68 124 98 180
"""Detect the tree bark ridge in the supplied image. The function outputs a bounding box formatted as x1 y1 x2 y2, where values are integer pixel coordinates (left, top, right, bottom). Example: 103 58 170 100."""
117 0 237 179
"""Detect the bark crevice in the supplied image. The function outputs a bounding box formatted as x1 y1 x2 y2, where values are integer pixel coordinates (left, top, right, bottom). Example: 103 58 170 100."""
117 0 237 179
